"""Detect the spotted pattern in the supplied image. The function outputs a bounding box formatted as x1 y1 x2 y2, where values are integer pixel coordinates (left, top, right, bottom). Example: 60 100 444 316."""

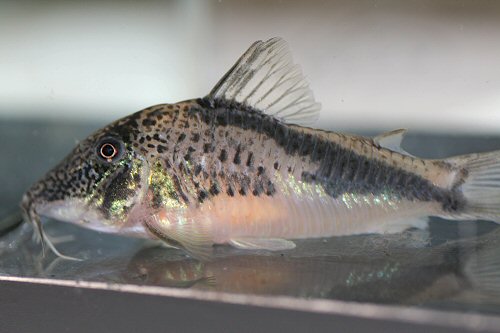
23 97 465 233
22 110 146 223
191 98 465 213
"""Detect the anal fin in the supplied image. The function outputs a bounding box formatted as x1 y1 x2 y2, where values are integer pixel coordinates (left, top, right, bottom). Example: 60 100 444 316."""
229 238 296 251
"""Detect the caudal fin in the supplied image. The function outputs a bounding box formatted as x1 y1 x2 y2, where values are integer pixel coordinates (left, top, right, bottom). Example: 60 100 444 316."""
447 151 500 222
463 244 500 301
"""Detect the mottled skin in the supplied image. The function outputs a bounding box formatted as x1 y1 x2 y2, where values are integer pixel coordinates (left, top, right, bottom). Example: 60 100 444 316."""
21 109 150 237
21 98 466 253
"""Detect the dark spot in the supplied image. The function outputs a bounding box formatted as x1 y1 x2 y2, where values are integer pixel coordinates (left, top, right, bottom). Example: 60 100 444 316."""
246 152 254 167
266 181 276 196
198 190 208 203
157 145 167 153
194 164 202 176
301 171 316 182
257 166 265 176
142 118 156 127
227 186 235 197
147 143 155 149
273 162 279 170
192 133 200 142
233 145 241 165
252 182 263 196
172 174 190 203
209 183 220 195
177 133 186 143
219 149 228 162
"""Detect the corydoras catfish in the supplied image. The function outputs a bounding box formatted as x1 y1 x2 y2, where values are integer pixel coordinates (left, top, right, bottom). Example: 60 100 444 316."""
21 38 500 259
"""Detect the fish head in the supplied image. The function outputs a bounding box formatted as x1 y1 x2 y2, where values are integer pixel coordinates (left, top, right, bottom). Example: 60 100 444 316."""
21 113 151 234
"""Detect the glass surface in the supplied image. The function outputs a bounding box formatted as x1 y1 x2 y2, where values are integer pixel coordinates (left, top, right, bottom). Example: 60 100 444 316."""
2 120 500 315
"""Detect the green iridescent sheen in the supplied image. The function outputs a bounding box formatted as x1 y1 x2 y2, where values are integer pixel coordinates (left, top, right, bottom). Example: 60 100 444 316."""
149 161 186 209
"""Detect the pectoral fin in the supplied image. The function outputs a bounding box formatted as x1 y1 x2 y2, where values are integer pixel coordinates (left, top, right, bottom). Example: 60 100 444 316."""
144 213 214 261
229 237 296 251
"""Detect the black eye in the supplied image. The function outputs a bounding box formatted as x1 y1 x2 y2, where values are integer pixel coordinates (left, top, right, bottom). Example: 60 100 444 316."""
96 137 124 162
100 143 117 159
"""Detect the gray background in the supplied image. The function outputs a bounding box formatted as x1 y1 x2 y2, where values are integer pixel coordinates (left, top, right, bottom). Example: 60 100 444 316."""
1 0 500 133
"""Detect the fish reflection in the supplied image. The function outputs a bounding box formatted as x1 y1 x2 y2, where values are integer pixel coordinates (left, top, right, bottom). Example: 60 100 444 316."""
1 223 500 307
122 230 500 304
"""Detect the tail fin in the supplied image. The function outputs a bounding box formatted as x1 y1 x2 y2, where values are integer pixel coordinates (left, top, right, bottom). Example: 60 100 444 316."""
447 150 500 222
463 244 500 301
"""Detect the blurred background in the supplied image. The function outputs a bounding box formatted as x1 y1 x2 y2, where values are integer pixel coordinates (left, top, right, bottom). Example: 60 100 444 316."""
1 0 500 132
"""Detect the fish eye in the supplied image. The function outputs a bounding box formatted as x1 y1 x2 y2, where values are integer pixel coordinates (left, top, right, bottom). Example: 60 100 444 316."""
96 137 124 162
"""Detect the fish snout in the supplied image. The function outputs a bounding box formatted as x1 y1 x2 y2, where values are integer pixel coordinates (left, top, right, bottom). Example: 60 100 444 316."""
20 185 44 226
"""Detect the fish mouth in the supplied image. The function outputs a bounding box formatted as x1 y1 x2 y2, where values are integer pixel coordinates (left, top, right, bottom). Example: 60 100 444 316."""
37 199 102 224
19 191 75 259
21 183 104 232
20 192 40 231
28 197 130 235
20 193 118 260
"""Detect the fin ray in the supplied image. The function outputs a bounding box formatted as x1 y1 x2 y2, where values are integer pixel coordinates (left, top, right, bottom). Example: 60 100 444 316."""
464 246 500 299
448 150 500 222
145 213 214 260
208 37 321 126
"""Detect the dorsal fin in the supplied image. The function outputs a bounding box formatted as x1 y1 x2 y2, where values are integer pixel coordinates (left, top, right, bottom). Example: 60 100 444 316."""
373 129 413 156
208 37 321 126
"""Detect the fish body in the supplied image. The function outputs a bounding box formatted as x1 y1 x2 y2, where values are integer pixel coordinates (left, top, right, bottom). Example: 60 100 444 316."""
21 38 500 258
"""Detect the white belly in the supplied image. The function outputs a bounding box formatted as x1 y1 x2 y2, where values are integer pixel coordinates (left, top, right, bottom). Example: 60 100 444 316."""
198 187 440 244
